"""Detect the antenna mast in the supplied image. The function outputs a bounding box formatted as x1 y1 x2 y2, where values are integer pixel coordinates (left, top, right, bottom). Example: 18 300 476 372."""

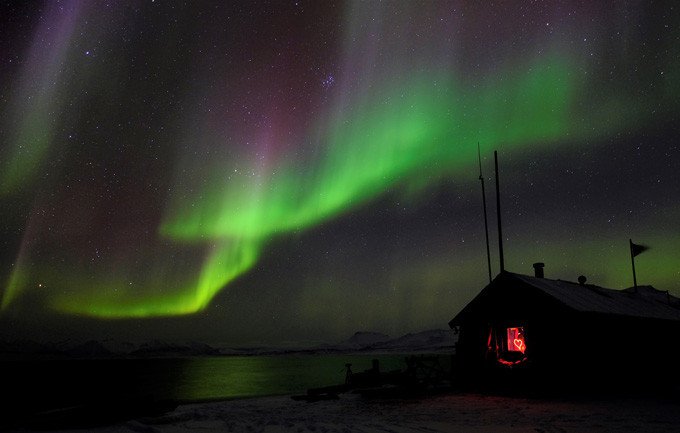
478 143 492 283
494 150 505 273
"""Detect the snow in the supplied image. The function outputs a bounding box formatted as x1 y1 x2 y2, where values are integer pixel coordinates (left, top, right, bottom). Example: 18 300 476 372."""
336 331 392 350
40 392 680 433
315 330 456 354
0 329 457 359
371 330 456 352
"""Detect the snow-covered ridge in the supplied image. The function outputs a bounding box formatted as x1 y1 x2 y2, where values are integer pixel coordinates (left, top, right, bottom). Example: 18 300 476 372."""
0 329 457 359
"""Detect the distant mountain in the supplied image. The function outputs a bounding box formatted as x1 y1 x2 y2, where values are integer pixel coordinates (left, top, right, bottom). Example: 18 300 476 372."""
336 331 391 350
130 340 221 357
99 338 137 354
0 339 58 356
0 339 222 359
0 329 457 359
65 340 113 358
308 329 456 354
371 329 457 352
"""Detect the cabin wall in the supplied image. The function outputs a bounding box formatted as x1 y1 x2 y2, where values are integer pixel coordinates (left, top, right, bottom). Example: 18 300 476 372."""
531 314 680 374
454 284 573 386
454 280 680 390
459 310 680 390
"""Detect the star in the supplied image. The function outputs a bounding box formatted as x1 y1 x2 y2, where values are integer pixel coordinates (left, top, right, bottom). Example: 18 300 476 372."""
322 74 335 90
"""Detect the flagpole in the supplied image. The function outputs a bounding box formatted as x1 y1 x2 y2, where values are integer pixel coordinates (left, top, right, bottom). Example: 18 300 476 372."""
629 238 638 290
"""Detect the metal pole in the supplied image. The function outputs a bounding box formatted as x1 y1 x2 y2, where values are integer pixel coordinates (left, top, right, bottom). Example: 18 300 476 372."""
495 151 505 273
630 238 638 290
478 143 492 283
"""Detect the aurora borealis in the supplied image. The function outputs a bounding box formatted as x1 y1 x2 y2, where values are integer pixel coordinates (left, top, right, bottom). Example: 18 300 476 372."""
1 1 679 345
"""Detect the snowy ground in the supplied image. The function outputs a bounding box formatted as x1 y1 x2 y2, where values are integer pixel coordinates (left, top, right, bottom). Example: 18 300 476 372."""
37 391 680 433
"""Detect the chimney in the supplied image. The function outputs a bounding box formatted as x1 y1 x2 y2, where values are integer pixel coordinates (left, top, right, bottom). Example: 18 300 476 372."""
532 262 545 278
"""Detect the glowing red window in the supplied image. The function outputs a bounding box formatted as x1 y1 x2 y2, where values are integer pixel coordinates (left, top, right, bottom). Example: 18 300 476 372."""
507 327 526 354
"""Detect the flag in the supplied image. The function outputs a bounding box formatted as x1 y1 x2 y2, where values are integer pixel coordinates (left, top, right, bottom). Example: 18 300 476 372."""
630 240 649 257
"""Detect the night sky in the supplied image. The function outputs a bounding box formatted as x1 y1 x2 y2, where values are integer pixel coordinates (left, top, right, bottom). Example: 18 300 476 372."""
1 1 679 346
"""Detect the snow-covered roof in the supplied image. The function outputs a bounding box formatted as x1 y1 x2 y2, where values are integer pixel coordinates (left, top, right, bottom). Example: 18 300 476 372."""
509 273 680 321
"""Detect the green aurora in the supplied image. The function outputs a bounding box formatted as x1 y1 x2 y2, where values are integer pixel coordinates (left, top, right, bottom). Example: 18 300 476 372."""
5 51 678 318
1 1 678 342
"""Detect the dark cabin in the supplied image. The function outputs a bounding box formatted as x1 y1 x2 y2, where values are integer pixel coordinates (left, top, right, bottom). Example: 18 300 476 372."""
449 269 680 391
